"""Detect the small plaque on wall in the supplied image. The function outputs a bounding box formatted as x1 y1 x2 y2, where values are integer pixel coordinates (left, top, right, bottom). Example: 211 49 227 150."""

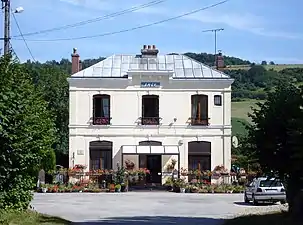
77 150 84 155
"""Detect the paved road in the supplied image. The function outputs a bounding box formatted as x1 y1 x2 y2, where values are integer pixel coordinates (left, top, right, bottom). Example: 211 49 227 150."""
31 192 280 225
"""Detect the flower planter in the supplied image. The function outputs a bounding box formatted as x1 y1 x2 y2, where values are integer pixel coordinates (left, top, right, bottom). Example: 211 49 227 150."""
42 188 47 193
121 185 128 192
115 188 121 193
180 188 186 193
190 189 199 193
166 186 173 192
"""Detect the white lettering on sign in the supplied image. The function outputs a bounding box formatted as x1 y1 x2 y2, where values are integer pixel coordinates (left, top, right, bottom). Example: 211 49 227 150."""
140 82 160 88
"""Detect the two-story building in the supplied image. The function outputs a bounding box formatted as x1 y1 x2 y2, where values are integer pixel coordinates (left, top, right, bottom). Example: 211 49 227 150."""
68 45 234 184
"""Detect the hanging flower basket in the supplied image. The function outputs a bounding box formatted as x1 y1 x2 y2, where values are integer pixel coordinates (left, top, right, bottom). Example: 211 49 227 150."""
125 160 135 170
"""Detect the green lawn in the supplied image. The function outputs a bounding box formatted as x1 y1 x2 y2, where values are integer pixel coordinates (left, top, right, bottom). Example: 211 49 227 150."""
231 100 260 122
0 210 70 225
224 212 301 225
231 100 262 135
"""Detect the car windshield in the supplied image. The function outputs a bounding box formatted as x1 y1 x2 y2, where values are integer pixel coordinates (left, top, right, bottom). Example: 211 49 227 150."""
259 180 282 187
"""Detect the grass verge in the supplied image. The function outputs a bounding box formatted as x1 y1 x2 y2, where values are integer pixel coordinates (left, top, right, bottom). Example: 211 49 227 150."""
224 212 301 225
0 210 70 225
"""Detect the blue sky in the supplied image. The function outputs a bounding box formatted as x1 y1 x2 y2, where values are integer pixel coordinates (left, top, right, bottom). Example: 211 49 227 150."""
2 0 302 64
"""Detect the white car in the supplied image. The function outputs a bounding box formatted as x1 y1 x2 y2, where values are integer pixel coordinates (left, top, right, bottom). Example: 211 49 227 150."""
244 177 286 205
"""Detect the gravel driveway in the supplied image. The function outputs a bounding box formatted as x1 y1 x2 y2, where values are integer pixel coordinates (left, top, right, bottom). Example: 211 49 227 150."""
31 192 286 225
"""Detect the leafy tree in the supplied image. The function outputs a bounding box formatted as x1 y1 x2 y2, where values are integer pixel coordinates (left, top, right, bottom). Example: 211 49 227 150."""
184 52 250 66
261 60 267 65
246 81 303 218
23 63 69 166
0 55 57 210
269 61 275 65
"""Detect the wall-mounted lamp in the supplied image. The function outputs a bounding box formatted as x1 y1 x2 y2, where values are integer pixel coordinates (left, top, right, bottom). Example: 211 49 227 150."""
178 140 183 146
173 117 177 122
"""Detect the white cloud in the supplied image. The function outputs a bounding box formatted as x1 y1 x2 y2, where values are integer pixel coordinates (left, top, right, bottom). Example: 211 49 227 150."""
58 0 116 11
138 6 303 40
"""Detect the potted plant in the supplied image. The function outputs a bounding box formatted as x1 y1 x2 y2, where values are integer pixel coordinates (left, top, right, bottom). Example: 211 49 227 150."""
199 187 208 193
163 177 174 191
109 183 115 192
190 185 199 193
115 184 121 192
121 181 128 192
166 159 177 172
180 167 188 176
125 160 135 170
173 178 186 193
180 182 186 193
41 184 48 193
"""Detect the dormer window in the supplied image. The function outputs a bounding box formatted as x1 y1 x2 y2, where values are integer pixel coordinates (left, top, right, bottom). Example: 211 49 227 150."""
92 94 111 125
191 94 209 126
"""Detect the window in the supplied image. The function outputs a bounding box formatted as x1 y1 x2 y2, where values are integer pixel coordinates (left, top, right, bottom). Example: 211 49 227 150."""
191 94 208 125
89 141 113 170
90 150 112 170
92 94 111 125
259 180 282 187
141 95 160 125
188 141 211 182
214 95 222 106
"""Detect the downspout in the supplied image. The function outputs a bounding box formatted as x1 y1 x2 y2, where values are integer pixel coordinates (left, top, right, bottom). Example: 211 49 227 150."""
222 91 225 168
137 91 140 124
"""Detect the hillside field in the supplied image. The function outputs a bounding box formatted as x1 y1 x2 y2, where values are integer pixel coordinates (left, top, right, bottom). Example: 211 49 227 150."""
225 64 303 71
231 100 261 136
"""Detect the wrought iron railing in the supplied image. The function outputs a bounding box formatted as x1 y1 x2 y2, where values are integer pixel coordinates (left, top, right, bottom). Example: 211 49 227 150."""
140 117 162 125
189 117 210 126
93 117 111 125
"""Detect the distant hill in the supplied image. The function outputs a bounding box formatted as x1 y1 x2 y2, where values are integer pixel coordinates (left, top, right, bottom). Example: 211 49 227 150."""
184 52 251 67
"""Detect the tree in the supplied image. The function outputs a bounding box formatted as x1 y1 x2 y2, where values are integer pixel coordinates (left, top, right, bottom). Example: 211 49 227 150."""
24 63 69 166
0 55 57 210
269 61 275 65
246 81 303 218
261 60 267 65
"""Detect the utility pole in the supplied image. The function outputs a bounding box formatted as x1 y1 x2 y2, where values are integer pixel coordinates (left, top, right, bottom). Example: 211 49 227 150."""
1 0 11 55
202 28 224 69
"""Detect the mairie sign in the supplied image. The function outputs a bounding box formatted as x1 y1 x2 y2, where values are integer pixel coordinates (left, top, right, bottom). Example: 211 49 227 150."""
140 82 160 88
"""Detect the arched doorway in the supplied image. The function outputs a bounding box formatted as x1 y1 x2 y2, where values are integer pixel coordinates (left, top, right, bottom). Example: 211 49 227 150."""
139 141 162 184
89 141 113 170
188 141 211 182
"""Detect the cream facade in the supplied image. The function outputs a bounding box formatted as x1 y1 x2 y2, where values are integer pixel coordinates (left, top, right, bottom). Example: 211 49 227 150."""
68 46 234 184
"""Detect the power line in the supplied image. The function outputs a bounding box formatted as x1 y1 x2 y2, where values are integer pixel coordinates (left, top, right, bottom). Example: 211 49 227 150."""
12 0 230 42
12 0 167 38
12 13 36 61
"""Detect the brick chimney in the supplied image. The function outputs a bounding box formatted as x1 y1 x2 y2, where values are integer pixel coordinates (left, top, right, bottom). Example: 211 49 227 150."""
141 44 159 58
216 51 225 70
71 48 80 74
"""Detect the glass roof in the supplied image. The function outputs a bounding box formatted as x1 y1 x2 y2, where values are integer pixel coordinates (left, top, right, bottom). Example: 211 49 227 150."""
72 54 230 79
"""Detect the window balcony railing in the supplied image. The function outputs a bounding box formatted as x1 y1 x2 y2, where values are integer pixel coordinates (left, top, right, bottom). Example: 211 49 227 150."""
189 117 210 126
92 117 111 125
140 117 162 125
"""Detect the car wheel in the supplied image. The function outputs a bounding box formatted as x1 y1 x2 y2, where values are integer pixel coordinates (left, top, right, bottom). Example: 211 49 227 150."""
252 195 258 205
244 193 250 203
